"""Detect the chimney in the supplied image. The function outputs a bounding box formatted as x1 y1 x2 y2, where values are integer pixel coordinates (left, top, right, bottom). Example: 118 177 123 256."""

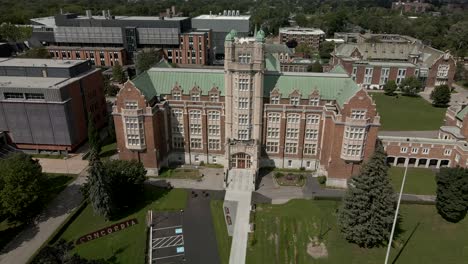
209 11 212 16
60 8 64 14
171 5 176 15
166 8 170 15
102 10 106 18
223 10 227 16
107 10 112 19
86 10 92 18
228 10 232 16
236 10 240 16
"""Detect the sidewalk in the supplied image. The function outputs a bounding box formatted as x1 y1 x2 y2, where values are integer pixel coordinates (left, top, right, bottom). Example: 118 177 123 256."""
0 173 87 264
36 154 88 174
255 174 436 205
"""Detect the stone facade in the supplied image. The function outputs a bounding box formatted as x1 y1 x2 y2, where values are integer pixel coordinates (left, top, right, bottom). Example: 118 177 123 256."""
113 30 381 187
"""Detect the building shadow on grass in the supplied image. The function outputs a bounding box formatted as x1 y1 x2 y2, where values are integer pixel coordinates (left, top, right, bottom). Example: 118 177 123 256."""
391 221 421 264
109 184 172 221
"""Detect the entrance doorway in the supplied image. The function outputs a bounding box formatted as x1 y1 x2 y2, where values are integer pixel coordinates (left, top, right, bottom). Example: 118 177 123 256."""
230 153 252 169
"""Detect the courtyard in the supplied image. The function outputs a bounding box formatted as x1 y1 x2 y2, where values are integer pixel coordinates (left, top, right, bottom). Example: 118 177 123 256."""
389 167 437 195
370 93 446 131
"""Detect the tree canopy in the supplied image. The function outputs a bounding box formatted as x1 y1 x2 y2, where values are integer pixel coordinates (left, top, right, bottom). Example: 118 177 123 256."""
399 76 423 97
383 80 397 96
430 84 451 107
0 153 46 222
436 167 468 223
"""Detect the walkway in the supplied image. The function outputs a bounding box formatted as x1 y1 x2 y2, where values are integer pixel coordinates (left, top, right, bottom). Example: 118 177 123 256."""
255 174 436 205
36 154 88 174
225 169 254 264
420 83 468 106
378 130 439 138
0 174 86 264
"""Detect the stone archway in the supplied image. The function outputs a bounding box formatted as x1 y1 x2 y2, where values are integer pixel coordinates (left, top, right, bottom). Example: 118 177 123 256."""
230 153 252 169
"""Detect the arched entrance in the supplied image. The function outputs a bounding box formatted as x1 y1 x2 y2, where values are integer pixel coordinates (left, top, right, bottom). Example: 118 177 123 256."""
230 153 252 169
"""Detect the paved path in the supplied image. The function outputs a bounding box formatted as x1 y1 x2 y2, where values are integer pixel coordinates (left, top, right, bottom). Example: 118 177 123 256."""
255 174 436 204
0 174 86 264
378 130 439 138
36 154 88 174
148 168 225 190
420 84 468 105
225 169 254 264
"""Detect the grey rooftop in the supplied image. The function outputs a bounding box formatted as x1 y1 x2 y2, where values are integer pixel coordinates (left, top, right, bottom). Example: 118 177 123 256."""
0 58 86 68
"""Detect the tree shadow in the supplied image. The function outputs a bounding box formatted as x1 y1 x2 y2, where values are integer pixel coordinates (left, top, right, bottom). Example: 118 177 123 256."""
391 222 421 264
109 184 171 221
255 167 275 190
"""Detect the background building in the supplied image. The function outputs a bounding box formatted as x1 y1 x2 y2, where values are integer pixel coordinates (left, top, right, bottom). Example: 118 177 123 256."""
0 58 107 152
392 0 433 13
112 30 381 187
381 103 468 169
329 33 456 89
30 11 211 67
192 11 250 62
279 27 325 50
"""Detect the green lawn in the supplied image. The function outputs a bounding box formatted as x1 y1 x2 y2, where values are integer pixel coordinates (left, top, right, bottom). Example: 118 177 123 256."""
0 173 77 251
158 168 201 180
246 200 468 264
99 140 117 159
389 167 437 195
210 200 232 264
60 186 187 263
370 93 446 131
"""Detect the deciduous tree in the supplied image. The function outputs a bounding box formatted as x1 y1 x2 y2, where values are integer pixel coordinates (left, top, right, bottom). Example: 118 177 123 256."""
383 80 397 96
338 143 396 248
430 84 451 107
135 48 161 74
399 76 422 96
436 167 468 223
111 64 125 84
0 153 45 222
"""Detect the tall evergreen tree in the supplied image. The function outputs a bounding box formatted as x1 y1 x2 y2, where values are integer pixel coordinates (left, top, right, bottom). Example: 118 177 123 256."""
87 150 114 220
87 115 101 154
338 143 396 248
436 167 468 223
430 84 451 107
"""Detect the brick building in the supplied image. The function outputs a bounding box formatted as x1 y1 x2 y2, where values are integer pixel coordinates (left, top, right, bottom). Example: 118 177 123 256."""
0 58 107 152
330 34 456 89
30 11 212 67
112 30 381 188
279 27 325 50
381 103 468 169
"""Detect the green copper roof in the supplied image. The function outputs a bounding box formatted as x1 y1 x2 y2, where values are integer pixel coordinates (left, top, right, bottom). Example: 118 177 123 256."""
330 65 347 74
264 72 359 106
265 53 280 72
456 106 468 120
154 59 173 68
132 68 359 107
256 29 265 42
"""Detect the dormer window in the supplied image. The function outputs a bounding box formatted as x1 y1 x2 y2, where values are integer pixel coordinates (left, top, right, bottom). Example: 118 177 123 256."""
290 97 300 106
172 92 181 100
309 97 319 106
191 93 200 101
437 65 449 78
210 93 219 102
271 96 280 104
238 53 251 64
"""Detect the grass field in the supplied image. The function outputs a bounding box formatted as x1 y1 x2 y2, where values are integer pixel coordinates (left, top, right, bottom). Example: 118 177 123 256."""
370 93 446 131
245 200 468 264
0 173 77 251
59 186 187 263
210 200 232 264
99 139 117 159
389 167 437 195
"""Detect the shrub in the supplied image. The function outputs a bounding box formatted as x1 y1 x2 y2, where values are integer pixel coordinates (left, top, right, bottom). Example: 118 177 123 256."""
299 167 306 171
199 161 205 166
275 172 284 178
317 176 327 185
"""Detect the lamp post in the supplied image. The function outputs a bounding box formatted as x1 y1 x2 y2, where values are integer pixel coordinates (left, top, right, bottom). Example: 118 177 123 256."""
384 155 410 264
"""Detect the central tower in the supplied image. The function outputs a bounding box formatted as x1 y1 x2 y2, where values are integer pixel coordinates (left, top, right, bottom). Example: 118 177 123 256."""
224 30 265 171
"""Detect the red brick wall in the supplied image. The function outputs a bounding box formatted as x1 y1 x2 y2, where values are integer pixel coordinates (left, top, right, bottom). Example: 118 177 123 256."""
47 47 127 67
426 56 456 88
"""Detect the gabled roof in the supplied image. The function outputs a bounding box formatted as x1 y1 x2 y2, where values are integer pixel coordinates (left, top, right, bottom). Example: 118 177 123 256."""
456 106 468 121
329 65 348 74
131 68 360 107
